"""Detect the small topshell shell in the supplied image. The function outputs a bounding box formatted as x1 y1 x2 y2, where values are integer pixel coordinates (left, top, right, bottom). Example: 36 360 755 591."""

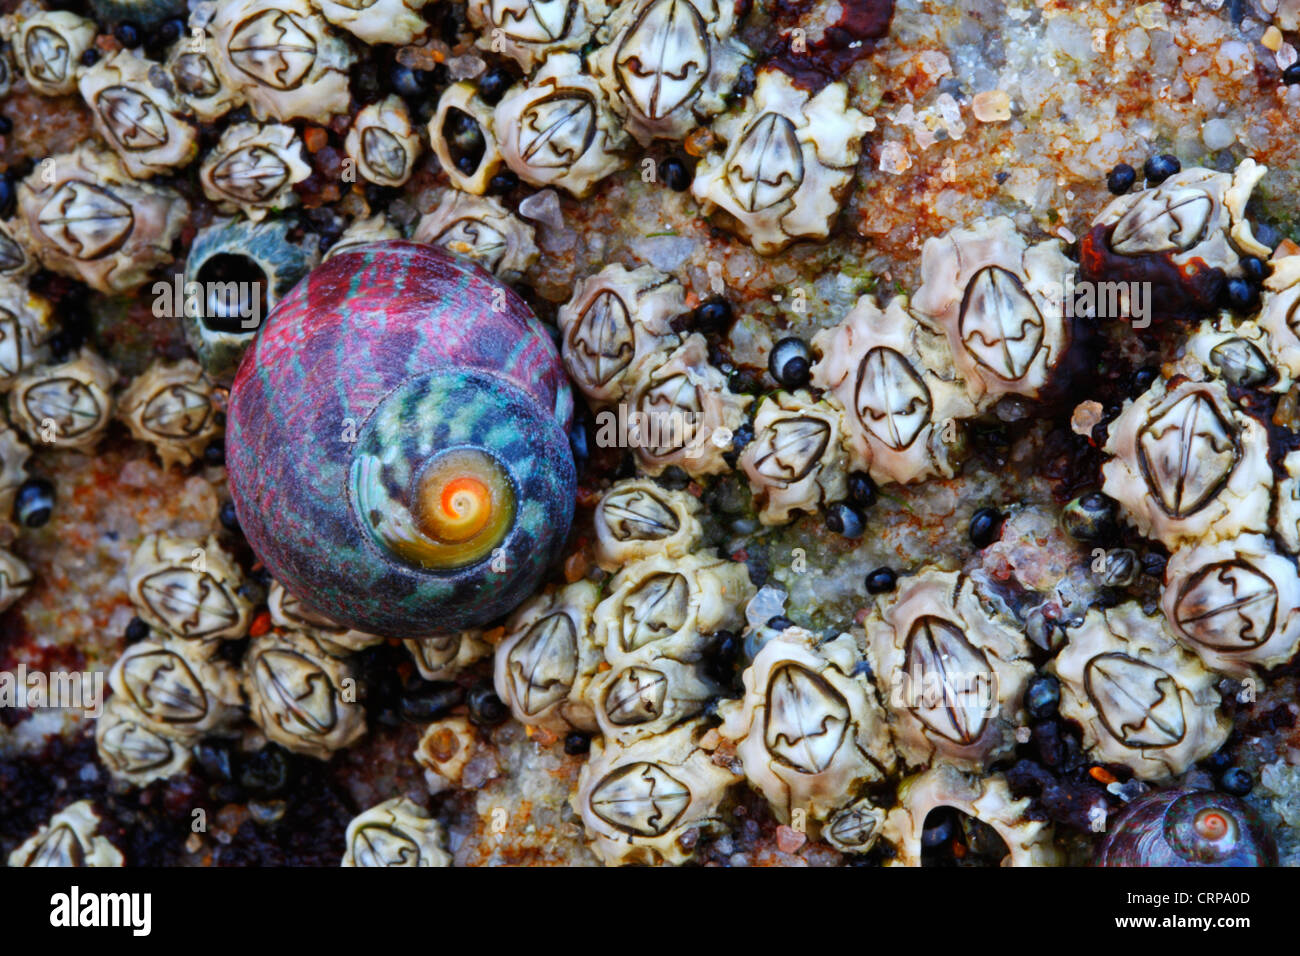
1095 788 1276 867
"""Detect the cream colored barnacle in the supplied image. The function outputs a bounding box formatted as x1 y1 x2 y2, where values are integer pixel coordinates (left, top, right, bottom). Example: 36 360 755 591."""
592 478 703 571
268 580 385 654
318 0 434 45
823 797 886 854
493 579 602 733
0 38 13 98
557 263 684 405
0 425 30 535
718 628 895 824
412 191 539 282
78 49 199 179
7 349 115 451
0 220 37 282
1276 449 1300 555
341 797 451 867
1100 376 1271 549
208 0 355 123
346 96 421 188
1161 534 1300 676
15 144 189 293
405 630 492 681
0 278 54 387
109 635 244 742
95 696 193 786
1180 316 1281 390
167 20 245 123
323 213 401 260
243 629 367 760
589 656 719 745
7 800 123 868
739 390 849 525
0 547 33 613
430 82 504 196
200 122 312 222
1255 255 1300 380
882 764 1060 867
117 359 222 470
590 0 751 145
911 217 1071 407
573 720 739 866
625 333 753 477
1050 602 1230 780
592 552 753 669
414 716 476 790
692 70 873 255
811 295 974 485
864 569 1034 771
466 0 611 72
495 53 629 199
128 532 253 644
4 7 96 97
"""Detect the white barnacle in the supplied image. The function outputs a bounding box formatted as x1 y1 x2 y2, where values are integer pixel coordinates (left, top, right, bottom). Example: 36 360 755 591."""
0 278 54 388
109 634 245 743
1180 315 1283 390
318 0 435 45
199 122 312 222
692 69 874 254
117 359 222 470
1051 602 1230 780
592 478 703 570
127 532 253 644
341 798 451 867
4 6 96 97
589 656 720 745
1255 255 1300 380
7 800 123 868
346 96 421 188
412 191 539 282
823 797 886 854
167 10 245 124
0 425 30 534
95 696 193 787
739 389 849 525
430 82 506 195
7 348 116 452
1277 449 1300 555
466 0 612 72
0 220 37 282
0 547 32 613
323 213 400 261
268 580 386 655
405 630 492 681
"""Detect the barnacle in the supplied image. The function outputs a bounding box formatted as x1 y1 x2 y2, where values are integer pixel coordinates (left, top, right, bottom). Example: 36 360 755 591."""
864 569 1034 771
1050 602 1230 780
318 0 434 45
345 96 421 188
406 630 492 681
117 359 222 470
268 581 386 655
738 390 849 525
1180 316 1281 390
127 532 253 645
95 696 193 786
0 220 37 282
691 69 874 254
167 11 245 123
0 278 55 388
7 349 116 451
592 478 703 570
109 634 245 742
414 716 477 790
199 122 312 222
243 630 367 760
7 800 124 867
1277 449 1300 555
0 546 33 612
341 798 451 867
323 213 400 260
823 797 887 854
466 0 611 72
412 191 539 281
718 627 895 824
590 656 719 745
3 6 97 97
1255 255 1300 380
1100 376 1271 549
430 82 505 195
0 425 30 535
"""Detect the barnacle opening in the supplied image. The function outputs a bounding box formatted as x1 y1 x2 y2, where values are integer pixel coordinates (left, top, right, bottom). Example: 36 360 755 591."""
918 807 1012 867
441 107 487 177
196 253 269 334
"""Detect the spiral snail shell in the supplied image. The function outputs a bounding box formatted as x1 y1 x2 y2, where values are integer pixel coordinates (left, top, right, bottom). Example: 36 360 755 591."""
227 240 576 638
1096 788 1276 867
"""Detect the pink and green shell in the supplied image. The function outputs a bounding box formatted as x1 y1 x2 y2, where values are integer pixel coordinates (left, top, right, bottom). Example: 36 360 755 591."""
226 240 576 638
1096 788 1276 867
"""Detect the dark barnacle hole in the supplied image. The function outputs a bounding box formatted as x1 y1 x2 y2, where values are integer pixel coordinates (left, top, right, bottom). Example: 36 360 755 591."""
195 254 269 335
564 732 591 755
238 744 293 798
467 680 509 727
703 628 742 688
442 107 487 177
477 67 513 105
124 616 150 644
919 808 1012 866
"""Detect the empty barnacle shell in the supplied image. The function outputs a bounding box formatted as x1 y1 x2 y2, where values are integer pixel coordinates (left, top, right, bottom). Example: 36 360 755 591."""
15 144 189 294
590 0 751 145
243 629 367 760
592 478 703 571
108 634 244 742
318 0 434 45
0 278 55 387
589 656 720 745
1255 255 1300 379
0 547 33 612
95 695 193 786
341 797 451 867
495 53 630 199
430 82 505 195
207 0 355 123
557 263 684 405
199 122 312 222
823 797 887 854
127 532 253 645
625 333 753 477
0 220 37 282
1100 376 1271 549
166 19 245 123
345 95 421 188
412 191 539 282
493 579 603 733
692 69 874 255
117 359 222 470
466 0 611 71
1181 316 1281 390
7 800 124 868
4 7 96 97
268 581 385 655
718 627 895 823
7 349 116 451
573 719 740 866
1161 534 1300 676
739 389 850 525
323 213 400 260
414 715 476 791
1050 602 1230 780
910 217 1072 407
864 569 1034 772
405 630 492 681
811 295 975 486
78 49 199 179
592 551 753 669
882 763 1061 867
0 425 31 534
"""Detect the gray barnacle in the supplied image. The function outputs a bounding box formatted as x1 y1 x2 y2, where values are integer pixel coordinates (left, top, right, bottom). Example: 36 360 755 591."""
318 0 434 45
1180 315 1282 390
910 217 1072 407
7 348 116 451
823 797 886 854
268 580 385 654
95 696 193 786
78 49 199 179
691 69 874 255
557 263 684 406
15 144 189 293
1100 376 1271 549
864 569 1034 772
739 389 849 525
166 21 245 123
4 6 96 97
1161 533 1300 676
811 295 975 486
0 277 55 387
323 213 400 260
127 532 253 645
117 359 222 470
199 122 312 222
717 627 895 824
1255 254 1300 380
405 630 492 681
0 546 33 612
466 0 612 72
493 579 602 733
882 764 1060 867
243 629 367 760
494 53 630 199
208 0 355 123
590 0 751 145
7 800 124 867
592 478 703 571
430 82 505 195
108 633 245 742
341 797 451 867
589 656 720 745
573 719 740 866
1050 602 1230 780
412 191 539 282
345 95 421 188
